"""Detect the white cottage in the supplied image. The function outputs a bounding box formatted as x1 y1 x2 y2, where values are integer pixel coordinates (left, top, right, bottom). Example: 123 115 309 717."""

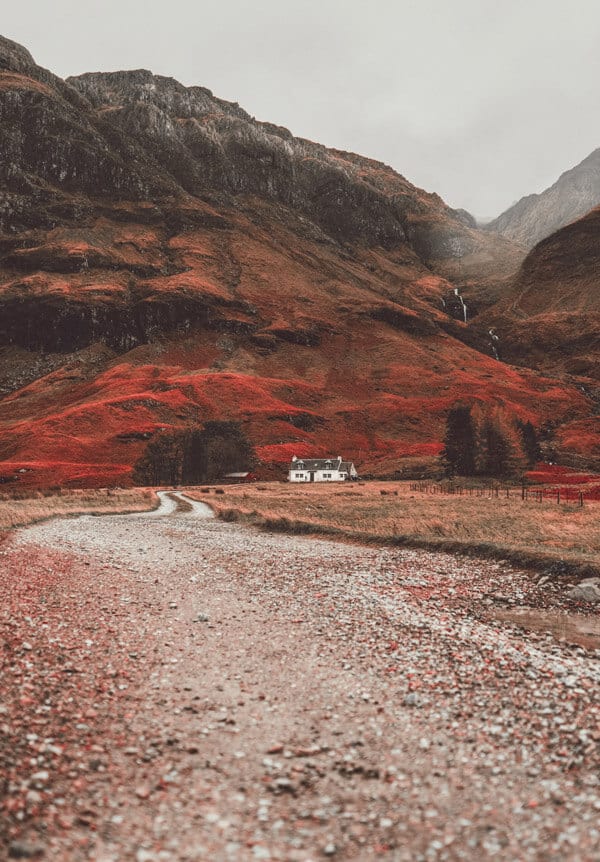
288 456 358 483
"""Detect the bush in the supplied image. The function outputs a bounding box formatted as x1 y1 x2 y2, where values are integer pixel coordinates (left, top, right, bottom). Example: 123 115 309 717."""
220 508 240 522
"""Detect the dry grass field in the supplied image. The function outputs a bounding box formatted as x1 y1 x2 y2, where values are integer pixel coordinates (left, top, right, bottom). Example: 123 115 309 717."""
3 481 598 578
0 487 157 534
188 481 600 577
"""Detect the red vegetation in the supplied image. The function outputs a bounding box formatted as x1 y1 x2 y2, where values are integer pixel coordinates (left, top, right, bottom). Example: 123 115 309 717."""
0 205 595 488
525 465 600 502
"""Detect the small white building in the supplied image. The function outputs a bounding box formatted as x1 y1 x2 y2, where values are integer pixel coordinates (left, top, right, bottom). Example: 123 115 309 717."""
288 456 358 483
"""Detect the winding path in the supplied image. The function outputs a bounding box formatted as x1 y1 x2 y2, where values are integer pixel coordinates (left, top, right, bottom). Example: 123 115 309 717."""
2 496 599 861
131 490 215 519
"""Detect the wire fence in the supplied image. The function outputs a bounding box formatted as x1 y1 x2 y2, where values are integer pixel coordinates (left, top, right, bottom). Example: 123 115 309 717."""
408 482 586 507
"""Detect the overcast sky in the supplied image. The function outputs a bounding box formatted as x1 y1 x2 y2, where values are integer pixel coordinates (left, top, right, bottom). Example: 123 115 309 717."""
4 0 600 218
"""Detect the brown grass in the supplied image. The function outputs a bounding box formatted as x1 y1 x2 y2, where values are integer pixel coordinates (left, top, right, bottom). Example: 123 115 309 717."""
186 481 600 578
0 487 157 533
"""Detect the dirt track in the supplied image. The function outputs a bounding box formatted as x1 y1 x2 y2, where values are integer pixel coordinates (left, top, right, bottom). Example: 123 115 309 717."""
1 494 599 861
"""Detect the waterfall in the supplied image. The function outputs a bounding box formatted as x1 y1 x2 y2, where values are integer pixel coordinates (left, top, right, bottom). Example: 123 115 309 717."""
489 328 500 360
444 288 468 323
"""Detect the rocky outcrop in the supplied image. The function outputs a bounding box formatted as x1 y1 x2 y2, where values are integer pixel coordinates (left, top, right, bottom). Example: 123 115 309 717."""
67 68 480 255
487 148 600 248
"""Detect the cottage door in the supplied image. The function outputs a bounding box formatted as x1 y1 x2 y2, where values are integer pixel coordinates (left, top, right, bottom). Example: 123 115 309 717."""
309 471 315 482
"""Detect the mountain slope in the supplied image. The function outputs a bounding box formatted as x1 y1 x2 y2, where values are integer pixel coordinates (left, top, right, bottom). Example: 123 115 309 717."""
479 207 600 468
0 35 594 485
487 148 600 248
482 206 600 377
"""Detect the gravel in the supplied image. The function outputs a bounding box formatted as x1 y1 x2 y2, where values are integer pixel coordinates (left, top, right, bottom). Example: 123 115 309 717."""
1 493 599 860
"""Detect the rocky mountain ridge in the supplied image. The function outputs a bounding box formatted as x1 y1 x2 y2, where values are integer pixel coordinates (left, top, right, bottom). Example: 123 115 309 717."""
487 148 600 248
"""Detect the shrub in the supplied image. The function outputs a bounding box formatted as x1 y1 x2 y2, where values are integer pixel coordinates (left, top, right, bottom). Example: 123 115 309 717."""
220 508 240 522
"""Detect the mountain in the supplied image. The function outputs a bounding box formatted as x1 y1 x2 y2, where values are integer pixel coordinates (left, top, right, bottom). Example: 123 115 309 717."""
0 35 593 486
480 207 600 468
487 148 600 248
482 206 600 377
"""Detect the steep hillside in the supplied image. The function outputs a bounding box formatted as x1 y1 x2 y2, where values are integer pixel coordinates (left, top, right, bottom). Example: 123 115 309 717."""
482 207 600 374
0 35 593 485
488 148 600 248
479 208 600 467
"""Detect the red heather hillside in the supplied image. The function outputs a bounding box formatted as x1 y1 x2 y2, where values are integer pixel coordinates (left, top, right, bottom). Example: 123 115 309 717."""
0 35 597 486
481 207 600 381
0 316 592 486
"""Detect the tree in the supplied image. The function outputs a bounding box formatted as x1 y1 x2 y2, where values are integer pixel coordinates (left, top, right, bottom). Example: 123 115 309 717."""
442 405 476 476
443 403 528 479
133 421 255 485
517 420 541 466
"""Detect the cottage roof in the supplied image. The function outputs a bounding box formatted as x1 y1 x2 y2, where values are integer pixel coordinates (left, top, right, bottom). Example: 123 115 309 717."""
289 457 352 471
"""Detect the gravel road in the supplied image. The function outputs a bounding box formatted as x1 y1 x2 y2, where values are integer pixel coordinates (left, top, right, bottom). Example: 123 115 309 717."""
1 493 599 861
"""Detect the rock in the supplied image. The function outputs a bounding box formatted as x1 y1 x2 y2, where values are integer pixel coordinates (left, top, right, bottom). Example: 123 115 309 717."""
567 581 600 602
30 771 49 784
8 842 45 859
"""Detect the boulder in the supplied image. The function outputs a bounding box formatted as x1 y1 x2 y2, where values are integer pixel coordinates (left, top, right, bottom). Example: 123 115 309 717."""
567 579 600 603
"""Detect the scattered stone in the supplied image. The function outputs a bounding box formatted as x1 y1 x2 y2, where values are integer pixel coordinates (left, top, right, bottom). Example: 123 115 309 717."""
8 842 45 859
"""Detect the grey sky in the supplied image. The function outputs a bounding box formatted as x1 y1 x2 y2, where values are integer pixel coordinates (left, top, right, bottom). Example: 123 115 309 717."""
4 0 600 217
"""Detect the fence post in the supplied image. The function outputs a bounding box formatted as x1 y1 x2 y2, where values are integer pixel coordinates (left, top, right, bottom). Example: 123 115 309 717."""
557 490 560 505
579 491 584 507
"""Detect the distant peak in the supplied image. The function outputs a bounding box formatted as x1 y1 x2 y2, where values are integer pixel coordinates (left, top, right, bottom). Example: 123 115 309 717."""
0 34 36 73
